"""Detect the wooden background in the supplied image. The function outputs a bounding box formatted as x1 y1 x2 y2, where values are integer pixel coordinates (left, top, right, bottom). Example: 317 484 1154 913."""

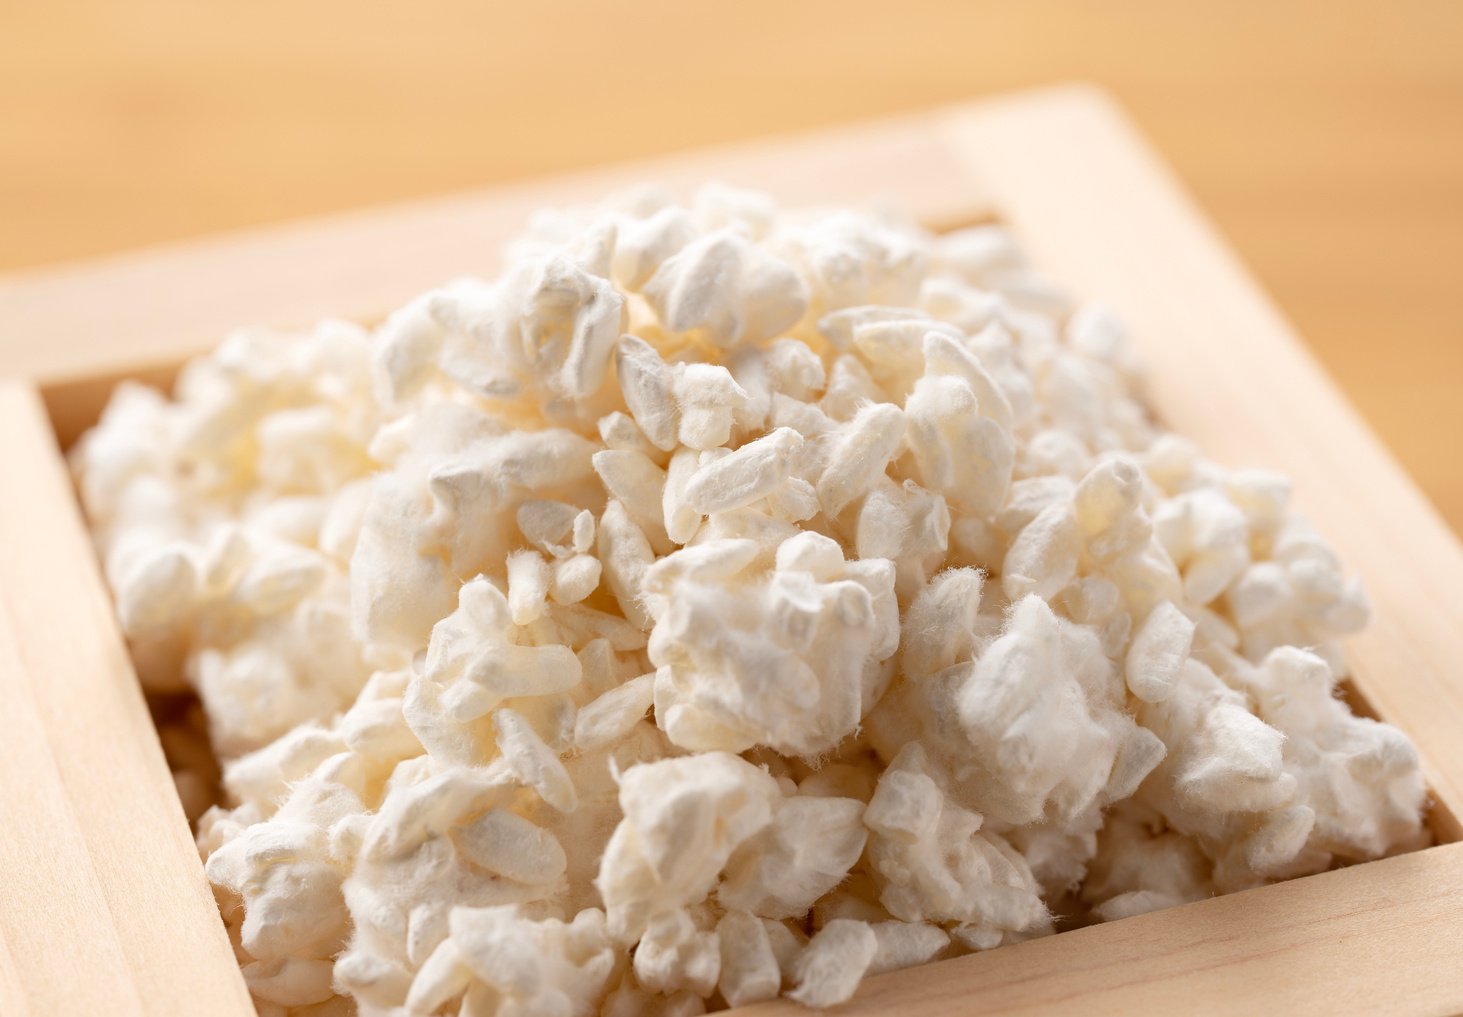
2 0 1461 528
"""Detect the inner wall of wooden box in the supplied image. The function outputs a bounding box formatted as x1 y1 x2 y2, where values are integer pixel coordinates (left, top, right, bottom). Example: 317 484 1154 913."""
39 205 1457 871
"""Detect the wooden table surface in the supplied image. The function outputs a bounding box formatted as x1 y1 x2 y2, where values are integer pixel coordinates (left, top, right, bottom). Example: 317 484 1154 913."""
3 0 1461 529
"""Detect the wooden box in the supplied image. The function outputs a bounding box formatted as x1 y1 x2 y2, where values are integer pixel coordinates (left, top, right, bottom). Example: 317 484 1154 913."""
2 85 1461 1016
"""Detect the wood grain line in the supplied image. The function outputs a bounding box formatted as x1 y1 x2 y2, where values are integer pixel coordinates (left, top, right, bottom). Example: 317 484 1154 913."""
732 843 1463 1016
0 381 254 1016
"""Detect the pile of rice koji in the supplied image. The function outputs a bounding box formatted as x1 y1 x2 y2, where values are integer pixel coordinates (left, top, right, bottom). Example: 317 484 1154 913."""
74 185 1428 1016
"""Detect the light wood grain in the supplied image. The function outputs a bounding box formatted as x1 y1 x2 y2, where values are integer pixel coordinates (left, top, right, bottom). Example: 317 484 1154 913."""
940 87 1463 840
0 381 254 1016
733 842 1463 1016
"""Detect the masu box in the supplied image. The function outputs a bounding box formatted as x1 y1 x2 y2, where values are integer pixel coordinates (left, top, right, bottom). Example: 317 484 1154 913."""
1 86 1460 1017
